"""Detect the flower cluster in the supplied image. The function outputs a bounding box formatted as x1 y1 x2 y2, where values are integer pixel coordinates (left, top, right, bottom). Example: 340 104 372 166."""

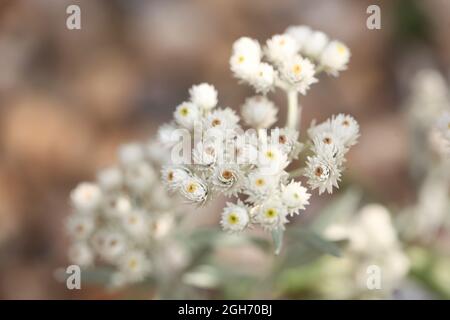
230 25 350 95
160 26 359 247
322 204 410 299
67 141 186 287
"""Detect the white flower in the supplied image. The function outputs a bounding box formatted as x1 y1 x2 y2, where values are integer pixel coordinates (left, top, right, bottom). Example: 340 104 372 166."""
68 242 94 267
149 214 174 239
97 166 123 191
304 153 341 194
180 175 209 204
232 37 261 59
231 133 259 165
104 195 132 217
124 161 156 192
211 164 244 196
189 83 218 110
203 107 240 133
241 96 278 129
174 101 200 130
220 201 250 233
257 144 289 175
250 62 276 93
161 165 191 191
264 34 299 65
245 170 280 203
230 38 261 81
66 214 95 240
157 122 180 148
256 197 288 230
331 114 360 148
280 55 317 94
118 250 151 282
320 41 351 76
270 127 301 156
118 143 145 167
302 30 329 58
121 210 149 240
70 182 102 213
311 132 346 164
96 231 127 262
436 111 450 141
193 140 221 167
285 25 312 50
281 181 311 215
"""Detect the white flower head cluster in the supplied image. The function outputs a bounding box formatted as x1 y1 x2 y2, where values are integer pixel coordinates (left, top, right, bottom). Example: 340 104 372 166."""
230 26 351 96
160 26 359 250
67 141 186 287
161 83 311 234
323 204 410 298
305 114 360 194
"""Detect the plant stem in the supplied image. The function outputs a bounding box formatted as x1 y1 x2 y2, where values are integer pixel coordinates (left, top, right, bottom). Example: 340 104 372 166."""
286 90 301 131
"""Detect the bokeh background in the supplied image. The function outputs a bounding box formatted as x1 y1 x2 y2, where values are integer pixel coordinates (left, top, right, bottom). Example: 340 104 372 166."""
0 0 449 299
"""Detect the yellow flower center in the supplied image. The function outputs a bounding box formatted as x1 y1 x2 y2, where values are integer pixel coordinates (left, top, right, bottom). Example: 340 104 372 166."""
293 64 302 75
337 44 346 55
323 137 332 144
186 183 197 193
266 150 275 159
265 208 277 218
238 55 245 63
315 167 324 177
128 258 138 270
228 213 239 225
255 178 265 187
180 107 189 116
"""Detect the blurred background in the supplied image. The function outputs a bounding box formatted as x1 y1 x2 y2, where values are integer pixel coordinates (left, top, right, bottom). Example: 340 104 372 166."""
0 0 449 299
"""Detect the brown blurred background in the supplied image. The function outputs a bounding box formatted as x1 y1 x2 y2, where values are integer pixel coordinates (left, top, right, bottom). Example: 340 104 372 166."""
0 0 449 299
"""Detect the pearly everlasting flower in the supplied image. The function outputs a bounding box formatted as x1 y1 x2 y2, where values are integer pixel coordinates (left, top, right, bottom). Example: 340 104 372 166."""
104 195 132 218
251 62 276 93
118 143 145 167
264 34 299 65
189 83 218 110
302 31 329 58
97 231 127 262
124 161 156 192
285 25 312 50
331 114 360 148
174 101 200 130
230 37 261 81
211 164 244 196
241 96 278 129
256 198 288 231
118 250 151 282
161 165 191 191
203 107 240 133
304 153 342 194
121 210 149 240
232 37 262 60
244 170 280 203
180 175 209 204
257 144 289 174
280 55 317 94
97 166 123 191
320 41 351 76
220 201 250 233
68 242 94 267
66 214 95 240
193 140 221 167
436 111 450 141
70 182 102 213
270 127 301 157
281 181 311 215
157 122 180 148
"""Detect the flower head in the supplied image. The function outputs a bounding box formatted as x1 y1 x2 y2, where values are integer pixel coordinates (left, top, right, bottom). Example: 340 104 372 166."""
220 201 250 233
